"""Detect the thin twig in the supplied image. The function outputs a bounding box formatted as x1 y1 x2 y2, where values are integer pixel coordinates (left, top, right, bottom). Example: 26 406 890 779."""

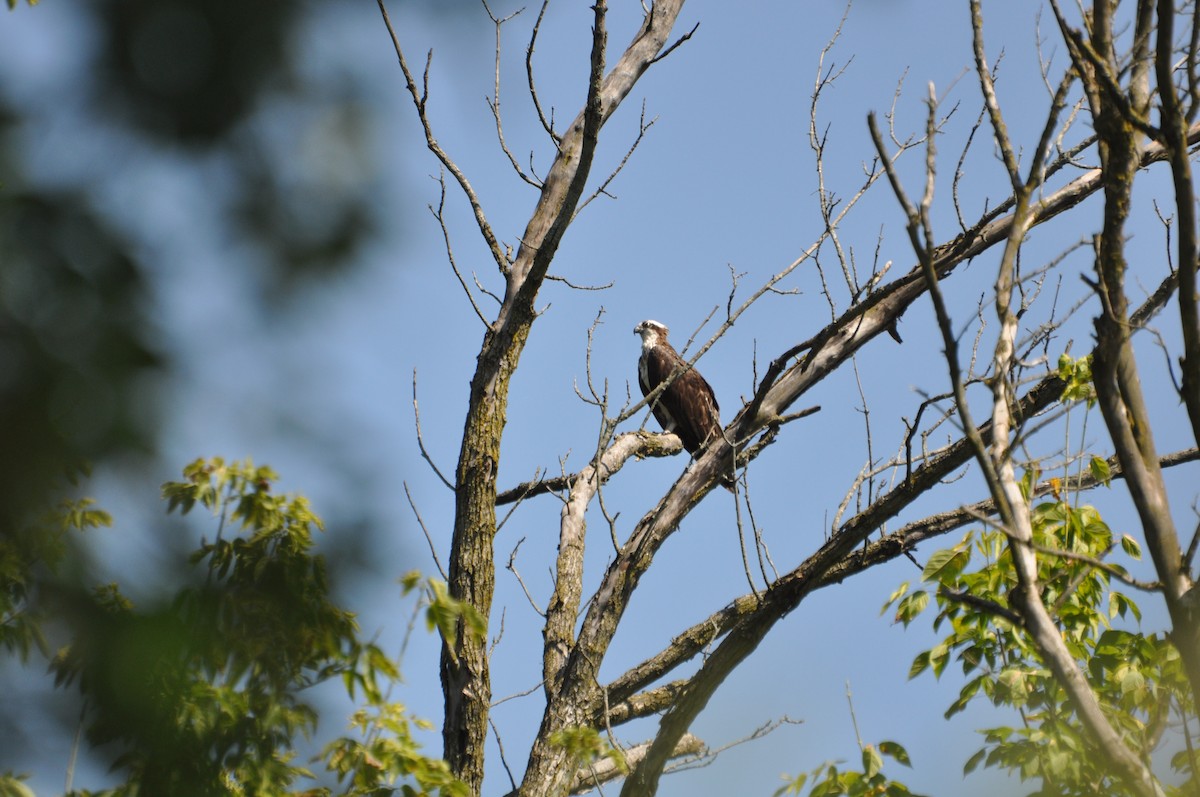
412 369 456 490
507 536 546 616
430 171 492 326
576 101 658 215
404 482 448 580
648 21 699 66
377 0 510 274
482 1 541 188
525 0 559 143
938 585 1025 625
489 715 520 793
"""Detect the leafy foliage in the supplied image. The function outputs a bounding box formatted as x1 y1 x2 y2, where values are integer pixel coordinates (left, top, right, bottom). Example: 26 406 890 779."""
1056 353 1097 407
884 472 1196 793
0 773 35 797
319 571 481 797
547 727 628 783
774 741 925 797
0 189 161 531
323 703 467 797
7 457 465 797
403 571 486 654
0 493 111 661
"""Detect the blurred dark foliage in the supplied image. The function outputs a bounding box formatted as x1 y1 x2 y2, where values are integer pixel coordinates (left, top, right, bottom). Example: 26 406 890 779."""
0 100 166 782
97 0 298 144
96 0 383 292
229 95 380 289
0 0 391 786
0 118 161 530
0 0 386 524
54 595 227 796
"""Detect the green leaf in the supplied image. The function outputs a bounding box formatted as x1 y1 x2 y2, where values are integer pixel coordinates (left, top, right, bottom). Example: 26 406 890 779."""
929 640 951 678
1109 591 1142 622
1120 534 1141 559
1089 456 1112 486
862 745 883 778
921 549 968 585
997 668 1029 701
881 581 911 614
893 591 929 627
945 676 984 719
960 644 982 674
878 741 912 767
549 726 607 767
1057 353 1096 405
773 772 808 797
399 570 423 594
0 774 36 797
960 748 988 772
1119 667 1145 697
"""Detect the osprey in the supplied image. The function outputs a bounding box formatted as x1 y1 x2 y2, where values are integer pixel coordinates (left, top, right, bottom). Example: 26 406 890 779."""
634 320 729 477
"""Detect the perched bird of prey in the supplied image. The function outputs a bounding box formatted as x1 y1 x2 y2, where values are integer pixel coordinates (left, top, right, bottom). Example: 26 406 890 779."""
634 321 729 481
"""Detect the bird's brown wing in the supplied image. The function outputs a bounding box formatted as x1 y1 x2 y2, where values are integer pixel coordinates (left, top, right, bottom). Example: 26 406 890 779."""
641 344 680 435
667 367 722 454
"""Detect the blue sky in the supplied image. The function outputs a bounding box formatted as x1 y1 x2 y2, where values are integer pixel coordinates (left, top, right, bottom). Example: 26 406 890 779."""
1 1 1193 795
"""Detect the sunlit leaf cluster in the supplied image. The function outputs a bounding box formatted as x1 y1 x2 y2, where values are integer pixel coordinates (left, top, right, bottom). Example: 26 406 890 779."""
774 741 925 797
883 486 1195 794
401 571 487 655
1057 353 1097 407
547 727 628 781
323 703 467 797
0 457 465 797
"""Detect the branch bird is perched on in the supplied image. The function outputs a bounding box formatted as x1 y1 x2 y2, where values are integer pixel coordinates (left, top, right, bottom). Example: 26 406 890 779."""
634 320 734 488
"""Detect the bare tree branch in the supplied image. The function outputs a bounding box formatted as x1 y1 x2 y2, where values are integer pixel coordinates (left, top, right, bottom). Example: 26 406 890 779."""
525 0 559 144
378 0 511 275
483 1 543 189
412 369 456 491
429 171 492 327
404 481 448 581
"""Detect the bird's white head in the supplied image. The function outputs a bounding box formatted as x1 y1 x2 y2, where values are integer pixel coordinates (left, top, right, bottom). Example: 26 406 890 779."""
633 319 669 348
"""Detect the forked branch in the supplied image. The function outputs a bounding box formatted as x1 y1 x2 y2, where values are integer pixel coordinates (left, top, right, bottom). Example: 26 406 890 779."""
377 0 510 275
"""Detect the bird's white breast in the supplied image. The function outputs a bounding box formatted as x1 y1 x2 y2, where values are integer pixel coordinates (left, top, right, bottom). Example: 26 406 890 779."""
639 329 660 353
